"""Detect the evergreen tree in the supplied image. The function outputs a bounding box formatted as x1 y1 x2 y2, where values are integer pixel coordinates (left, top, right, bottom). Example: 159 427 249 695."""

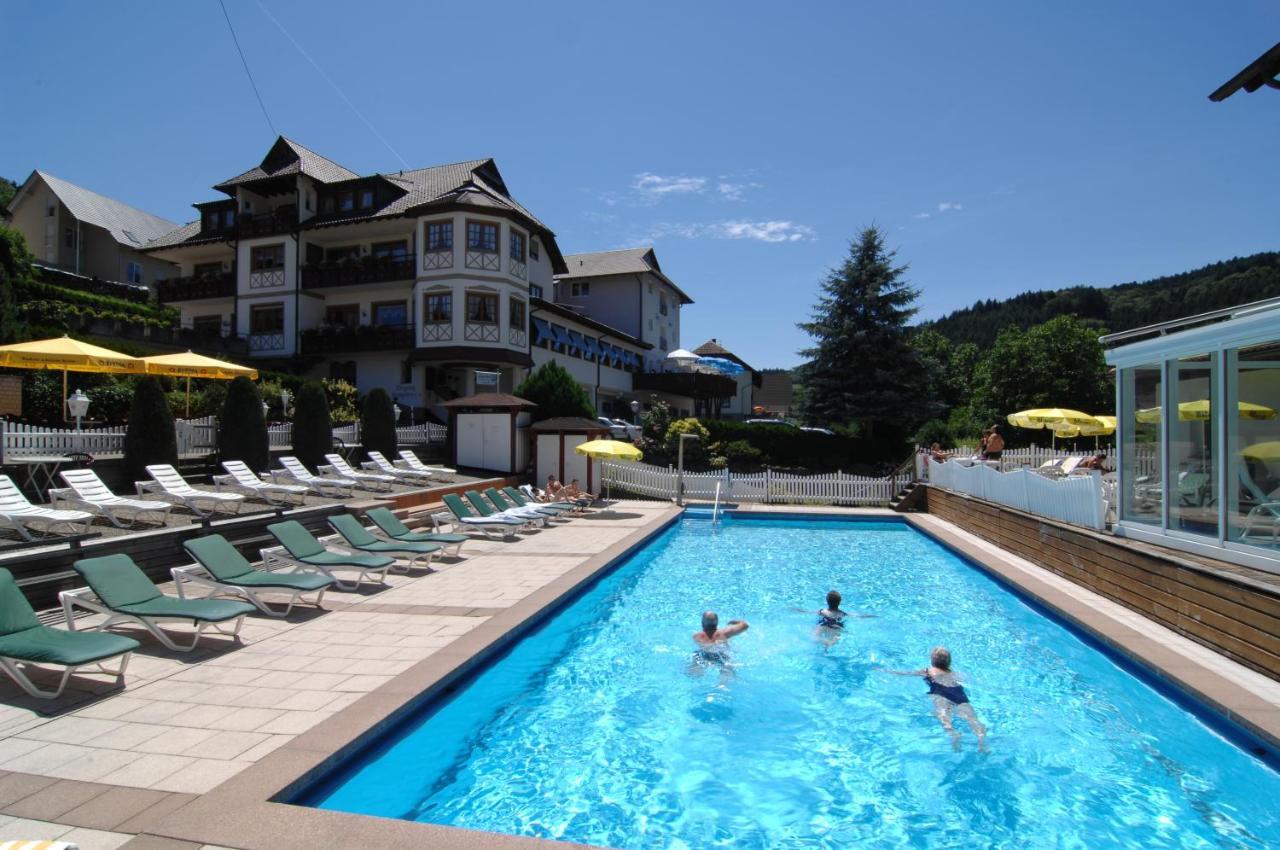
123 377 177 481
0 223 33 343
360 387 398 461
515 361 593 422
796 226 925 441
291 380 333 469
218 377 269 472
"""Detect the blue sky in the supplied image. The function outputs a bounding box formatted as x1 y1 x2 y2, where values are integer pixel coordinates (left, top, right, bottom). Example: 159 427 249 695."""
2 1 1276 368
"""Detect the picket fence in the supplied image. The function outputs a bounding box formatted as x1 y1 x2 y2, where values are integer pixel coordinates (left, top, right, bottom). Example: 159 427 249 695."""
0 417 447 461
600 461 903 506
927 458 1107 530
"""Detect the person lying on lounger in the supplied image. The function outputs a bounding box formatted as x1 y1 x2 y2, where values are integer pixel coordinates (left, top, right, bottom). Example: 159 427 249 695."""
561 479 597 503
883 646 988 752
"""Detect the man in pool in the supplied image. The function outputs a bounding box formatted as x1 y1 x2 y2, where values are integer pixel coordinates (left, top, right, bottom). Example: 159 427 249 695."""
692 610 748 666
884 647 988 752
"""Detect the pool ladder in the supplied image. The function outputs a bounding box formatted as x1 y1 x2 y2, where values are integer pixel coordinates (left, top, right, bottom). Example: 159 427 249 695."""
712 482 722 525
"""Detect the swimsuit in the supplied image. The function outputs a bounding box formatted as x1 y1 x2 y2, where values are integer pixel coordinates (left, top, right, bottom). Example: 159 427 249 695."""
817 611 845 629
925 672 969 705
694 648 728 666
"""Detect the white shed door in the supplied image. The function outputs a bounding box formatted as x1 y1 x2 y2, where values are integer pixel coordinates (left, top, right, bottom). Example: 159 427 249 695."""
457 413 511 471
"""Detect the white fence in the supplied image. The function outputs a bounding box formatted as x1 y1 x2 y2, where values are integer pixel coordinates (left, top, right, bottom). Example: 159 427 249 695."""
927 459 1107 530
600 461 902 506
2 417 447 461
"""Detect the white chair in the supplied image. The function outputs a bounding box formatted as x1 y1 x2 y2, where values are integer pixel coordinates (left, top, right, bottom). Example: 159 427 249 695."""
50 468 173 528
0 475 93 540
363 450 432 484
137 465 245 518
271 456 356 498
397 450 456 480
215 460 308 506
321 454 396 492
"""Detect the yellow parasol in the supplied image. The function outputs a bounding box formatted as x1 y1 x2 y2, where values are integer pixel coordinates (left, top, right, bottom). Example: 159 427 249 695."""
1136 401 1277 423
1242 442 1280 462
575 439 643 501
137 351 259 417
0 335 143 420
1007 408 1098 449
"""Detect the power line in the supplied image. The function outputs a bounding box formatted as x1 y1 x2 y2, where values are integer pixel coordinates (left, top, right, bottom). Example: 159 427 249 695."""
218 0 277 136
254 0 409 169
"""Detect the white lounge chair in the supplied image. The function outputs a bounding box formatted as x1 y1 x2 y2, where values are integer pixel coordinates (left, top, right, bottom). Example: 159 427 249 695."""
397 450 456 480
137 465 245 518
215 460 308 506
271 456 356 498
0 475 93 540
363 450 432 484
50 468 173 528
321 454 395 492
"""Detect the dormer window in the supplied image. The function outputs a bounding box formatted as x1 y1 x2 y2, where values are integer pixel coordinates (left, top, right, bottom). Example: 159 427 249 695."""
359 189 374 209
339 192 355 212
321 196 335 215
467 221 498 253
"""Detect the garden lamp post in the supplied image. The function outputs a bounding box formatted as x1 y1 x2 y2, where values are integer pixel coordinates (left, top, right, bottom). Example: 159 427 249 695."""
393 403 402 425
630 399 640 427
68 389 90 453
262 401 270 421
280 388 291 418
676 432 699 506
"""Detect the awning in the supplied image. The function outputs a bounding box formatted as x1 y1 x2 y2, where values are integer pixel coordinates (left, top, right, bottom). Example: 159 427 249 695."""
551 324 572 349
532 317 554 346
567 330 585 355
582 337 600 360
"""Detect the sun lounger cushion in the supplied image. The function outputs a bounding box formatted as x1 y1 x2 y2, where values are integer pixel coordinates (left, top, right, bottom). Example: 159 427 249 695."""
329 515 441 556
73 555 254 622
110 595 254 622
0 568 138 665
366 508 468 544
184 535 331 592
268 521 395 569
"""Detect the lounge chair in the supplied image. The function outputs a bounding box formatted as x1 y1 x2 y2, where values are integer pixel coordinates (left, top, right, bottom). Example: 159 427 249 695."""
365 507 468 557
214 460 308 506
0 475 94 541
397 450 456 480
1237 465 1280 542
363 450 433 484
137 465 245 518
50 469 173 528
440 493 525 540
520 483 589 512
487 487 567 521
326 514 442 571
503 486 578 516
263 520 395 591
464 490 547 527
320 454 396 492
175 534 334 617
272 456 356 498
63 554 254 652
0 567 138 699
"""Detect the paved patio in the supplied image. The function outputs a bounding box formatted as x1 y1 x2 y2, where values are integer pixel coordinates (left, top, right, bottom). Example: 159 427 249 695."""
0 500 675 848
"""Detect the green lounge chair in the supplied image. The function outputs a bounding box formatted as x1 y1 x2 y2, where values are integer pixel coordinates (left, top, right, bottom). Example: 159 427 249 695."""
264 520 395 591
326 514 442 571
365 507 468 557
501 486 573 516
440 493 524 539
486 488 568 521
177 534 334 618
63 555 254 652
463 490 546 527
518 484 587 513
0 567 138 699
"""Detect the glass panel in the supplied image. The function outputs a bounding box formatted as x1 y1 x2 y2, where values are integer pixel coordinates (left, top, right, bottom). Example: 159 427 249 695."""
1169 353 1218 538
373 302 407 326
1121 363 1162 526
1228 341 1280 547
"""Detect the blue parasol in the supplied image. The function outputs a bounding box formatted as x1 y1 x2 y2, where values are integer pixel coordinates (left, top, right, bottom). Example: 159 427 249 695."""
696 356 745 376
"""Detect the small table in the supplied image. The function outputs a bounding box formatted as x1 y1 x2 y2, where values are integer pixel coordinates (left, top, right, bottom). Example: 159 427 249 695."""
5 454 73 502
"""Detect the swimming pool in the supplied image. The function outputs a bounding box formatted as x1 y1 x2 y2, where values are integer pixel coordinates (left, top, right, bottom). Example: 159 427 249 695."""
301 514 1280 848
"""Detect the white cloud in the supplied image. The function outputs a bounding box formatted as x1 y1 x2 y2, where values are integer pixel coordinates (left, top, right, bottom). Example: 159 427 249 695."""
643 219 816 244
632 172 707 201
912 212 931 220
716 180 763 201
937 201 963 212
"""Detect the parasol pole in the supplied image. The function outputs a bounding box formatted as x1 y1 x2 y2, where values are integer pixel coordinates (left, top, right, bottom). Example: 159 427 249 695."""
62 368 68 423
186 377 192 419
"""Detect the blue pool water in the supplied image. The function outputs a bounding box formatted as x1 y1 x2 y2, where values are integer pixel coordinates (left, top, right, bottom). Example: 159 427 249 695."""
303 515 1280 848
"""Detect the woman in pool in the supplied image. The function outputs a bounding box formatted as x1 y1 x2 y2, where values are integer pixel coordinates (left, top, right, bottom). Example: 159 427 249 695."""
885 647 988 752
797 590 874 646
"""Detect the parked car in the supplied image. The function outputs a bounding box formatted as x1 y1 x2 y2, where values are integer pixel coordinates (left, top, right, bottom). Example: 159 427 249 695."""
613 419 641 442
745 418 800 429
598 416 630 440
800 426 836 436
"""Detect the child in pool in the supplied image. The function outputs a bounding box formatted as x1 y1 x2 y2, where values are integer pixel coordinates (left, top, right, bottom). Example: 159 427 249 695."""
885 646 988 752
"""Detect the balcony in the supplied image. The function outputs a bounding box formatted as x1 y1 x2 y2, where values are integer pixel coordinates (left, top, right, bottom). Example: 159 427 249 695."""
633 371 737 400
300 324 415 355
156 272 236 303
238 207 296 239
300 257 416 290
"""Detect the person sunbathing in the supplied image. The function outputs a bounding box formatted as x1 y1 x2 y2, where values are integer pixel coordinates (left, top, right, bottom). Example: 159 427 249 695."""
562 478 597 503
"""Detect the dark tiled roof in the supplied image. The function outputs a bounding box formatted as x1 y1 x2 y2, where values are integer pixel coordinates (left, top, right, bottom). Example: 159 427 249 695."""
557 247 693 304
143 220 206 250
24 171 179 247
440 392 536 408
529 417 609 432
214 137 359 192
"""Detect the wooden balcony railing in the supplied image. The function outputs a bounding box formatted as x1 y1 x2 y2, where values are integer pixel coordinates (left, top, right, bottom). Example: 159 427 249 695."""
155 272 236 303
300 257 416 289
238 207 296 238
300 323 415 355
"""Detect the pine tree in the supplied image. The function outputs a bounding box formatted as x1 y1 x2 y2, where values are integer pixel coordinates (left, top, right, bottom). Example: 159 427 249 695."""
218 376 269 472
291 380 333 470
796 226 925 442
514 361 593 422
123 377 178 481
360 388 397 461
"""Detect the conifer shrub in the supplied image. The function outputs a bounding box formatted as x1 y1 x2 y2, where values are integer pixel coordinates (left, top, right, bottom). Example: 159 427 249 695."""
360 387 397 461
123 376 177 481
291 380 333 470
219 376 269 472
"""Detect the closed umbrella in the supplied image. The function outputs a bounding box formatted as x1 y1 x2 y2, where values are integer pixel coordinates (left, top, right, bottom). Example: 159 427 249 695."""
575 439 643 502
137 351 259 417
0 335 142 420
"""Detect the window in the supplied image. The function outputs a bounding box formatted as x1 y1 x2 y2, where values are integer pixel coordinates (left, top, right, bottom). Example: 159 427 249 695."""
326 245 360 263
400 360 413 385
1120 363 1162 527
222 209 236 229
305 193 312 212
321 196 335 215
371 241 408 261
46 202 55 217
194 261 222 278
250 303 284 333
125 262 143 284
509 297 526 331
424 291 452 323
373 300 408 327
359 189 374 209
191 315 222 336
571 282 590 297
583 335 596 362
64 228 74 249
466 291 498 324
325 304 359 329
1229 341 1280 548
660 335 668 351
426 221 453 251
250 244 285 270
509 230 526 262
530 238 540 260
339 192 355 212
530 283 543 299
467 220 498 253
659 294 668 316
1169 353 1218 538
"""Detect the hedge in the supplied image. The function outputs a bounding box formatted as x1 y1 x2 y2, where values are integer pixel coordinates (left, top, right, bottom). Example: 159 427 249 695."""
702 420 905 472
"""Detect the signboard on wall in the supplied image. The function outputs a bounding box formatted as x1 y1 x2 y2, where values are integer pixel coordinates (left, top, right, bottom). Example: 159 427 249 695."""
475 370 500 389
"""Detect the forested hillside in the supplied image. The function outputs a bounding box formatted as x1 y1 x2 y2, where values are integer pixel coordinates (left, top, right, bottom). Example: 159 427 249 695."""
924 252 1280 347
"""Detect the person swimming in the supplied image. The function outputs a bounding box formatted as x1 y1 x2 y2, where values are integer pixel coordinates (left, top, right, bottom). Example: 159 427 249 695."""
691 610 748 667
795 590 874 645
884 647 988 752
